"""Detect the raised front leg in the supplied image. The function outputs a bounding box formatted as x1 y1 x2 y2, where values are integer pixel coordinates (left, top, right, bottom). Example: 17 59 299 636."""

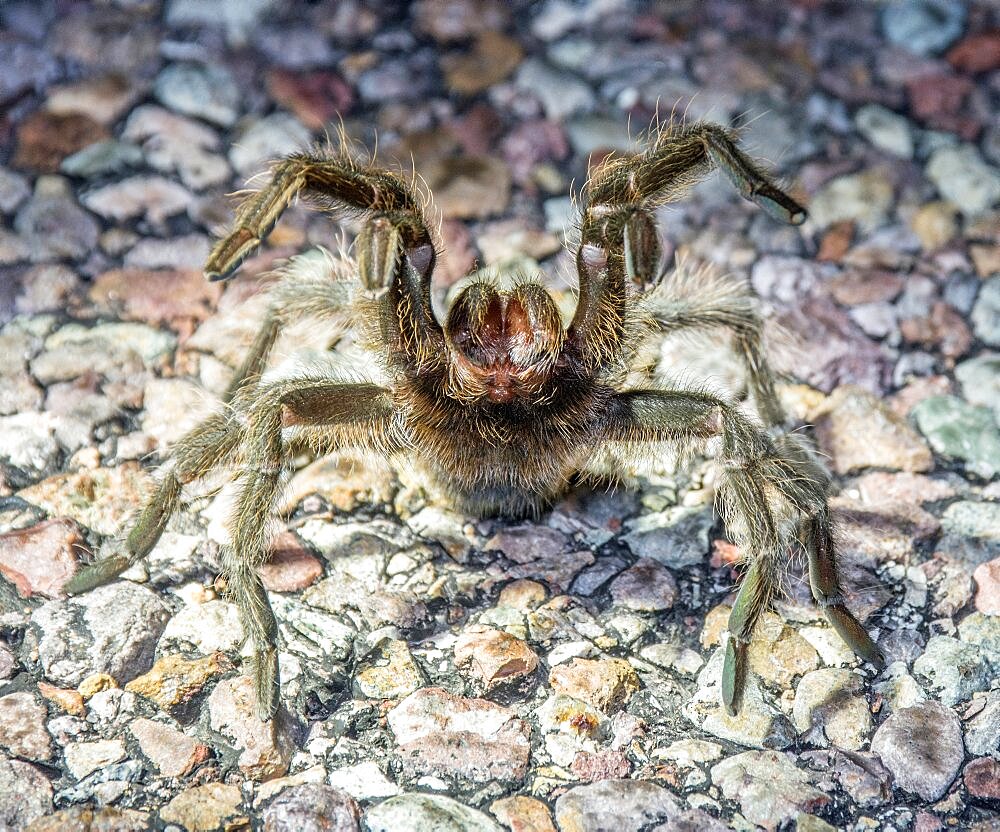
570 121 806 370
598 388 882 715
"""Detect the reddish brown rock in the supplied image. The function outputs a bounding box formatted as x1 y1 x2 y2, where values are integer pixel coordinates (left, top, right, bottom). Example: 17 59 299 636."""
258 532 323 592
0 517 84 599
0 693 53 762
900 302 972 360
37 681 84 716
964 756 1000 803
45 74 142 125
13 111 110 173
88 268 223 335
906 74 979 139
609 558 678 612
947 31 1000 73
454 625 539 689
442 32 524 95
570 750 632 782
265 69 354 130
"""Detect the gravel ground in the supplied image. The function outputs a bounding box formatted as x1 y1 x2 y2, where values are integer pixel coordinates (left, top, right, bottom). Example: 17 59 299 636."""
1 1 999 830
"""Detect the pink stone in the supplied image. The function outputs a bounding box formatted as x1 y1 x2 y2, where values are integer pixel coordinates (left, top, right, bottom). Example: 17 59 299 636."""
570 750 632 782
207 677 294 781
258 532 323 592
130 717 210 778
973 558 1000 615
454 625 539 689
0 517 85 598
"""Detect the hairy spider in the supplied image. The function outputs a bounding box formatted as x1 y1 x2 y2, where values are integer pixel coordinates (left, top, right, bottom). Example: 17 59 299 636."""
67 121 884 720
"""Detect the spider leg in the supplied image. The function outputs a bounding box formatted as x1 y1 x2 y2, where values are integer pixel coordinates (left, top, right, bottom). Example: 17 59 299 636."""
599 389 881 715
646 261 784 426
205 150 444 372
570 122 805 368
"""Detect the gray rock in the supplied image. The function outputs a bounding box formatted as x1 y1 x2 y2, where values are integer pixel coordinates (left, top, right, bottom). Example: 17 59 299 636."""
882 0 966 55
0 413 59 480
956 352 1000 416
26 582 171 687
870 700 964 801
912 396 1000 479
516 58 595 120
939 502 1000 565
808 170 894 232
623 505 713 568
608 557 677 611
964 690 1000 756
911 635 991 706
957 611 1000 669
60 140 143 178
854 104 914 158
166 0 276 47
154 62 241 126
711 750 829 830
0 756 52 830
972 277 1000 346
229 112 313 176
363 794 503 832
14 182 100 262
926 146 1000 217
81 175 192 226
792 668 872 750
0 167 31 213
262 784 359 832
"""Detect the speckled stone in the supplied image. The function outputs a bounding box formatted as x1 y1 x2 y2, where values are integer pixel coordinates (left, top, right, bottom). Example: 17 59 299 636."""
208 676 294 780
364 794 503 832
0 757 52 829
548 658 640 715
0 692 53 762
454 625 539 690
129 718 209 778
159 783 243 832
261 784 360 832
354 638 424 699
792 668 872 750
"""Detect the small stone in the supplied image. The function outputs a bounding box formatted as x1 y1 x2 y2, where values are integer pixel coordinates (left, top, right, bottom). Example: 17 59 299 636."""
154 62 241 126
23 807 150 832
0 167 30 213
442 32 524 96
125 652 229 713
746 613 821 688
973 558 1000 614
159 783 243 832
965 691 1000 756
421 154 511 220
926 145 1000 217
63 738 126 780
957 612 1000 665
265 69 354 131
813 385 932 474
207 676 294 780
364 794 503 832
711 751 829 831
855 104 914 158
537 693 605 741
955 353 1000 415
229 112 313 176
27 582 170 687
870 700 963 801
911 201 959 251
554 779 714 832
0 692 53 761
259 531 323 592
387 687 530 783
354 639 424 699
490 795 556 832
159 599 244 655
14 181 100 262
326 761 401 801
964 756 1000 804
81 175 192 226
792 669 872 750
608 557 678 612
45 74 141 125
0 517 84 598
515 58 594 121
89 268 221 334
261 784 360 832
37 681 84 716
570 750 631 782
684 648 796 750
498 579 547 610
808 171 894 232
900 301 973 360
882 0 966 56
78 672 116 699
13 110 110 173
0 757 52 830
60 140 143 178
129 718 209 777
913 396 1000 478
454 625 539 690
972 277 1000 346
948 31 1000 73
548 657 639 715
622 505 713 568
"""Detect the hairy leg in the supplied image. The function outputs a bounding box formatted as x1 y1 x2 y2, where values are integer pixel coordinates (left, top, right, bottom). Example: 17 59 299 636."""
646 260 784 426
570 121 806 369
599 388 882 714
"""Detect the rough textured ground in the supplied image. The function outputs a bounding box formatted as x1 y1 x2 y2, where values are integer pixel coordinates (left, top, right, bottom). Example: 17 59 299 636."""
1 1 999 830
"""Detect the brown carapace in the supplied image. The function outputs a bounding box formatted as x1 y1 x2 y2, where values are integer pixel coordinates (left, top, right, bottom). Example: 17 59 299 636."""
67 121 883 720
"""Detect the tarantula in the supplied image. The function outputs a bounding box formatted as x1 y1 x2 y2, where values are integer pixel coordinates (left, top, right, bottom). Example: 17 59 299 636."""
67 121 884 720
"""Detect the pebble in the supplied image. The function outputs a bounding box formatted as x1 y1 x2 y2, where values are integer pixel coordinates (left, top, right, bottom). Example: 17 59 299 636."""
608 557 678 612
207 676 294 780
229 112 313 176
870 700 964 801
0 518 83 599
265 69 354 131
25 807 150 832
622 505 713 568
125 652 229 713
964 756 1000 805
454 625 539 690
81 175 192 226
0 413 60 485
354 638 424 699
261 784 360 832
684 648 796 750
515 58 595 120
442 32 524 96
972 558 1000 614
63 738 126 780
0 692 53 762
964 691 1000 756
26 582 170 687
154 62 241 127
326 761 401 801
955 353 1000 415
45 74 141 125
0 757 52 829
129 718 209 778
364 794 503 832
0 167 30 214
972 277 1000 346
792 668 872 750
957 611 1000 665
37 681 84 715
60 140 143 178
489 795 556 832
14 178 100 262
912 396 1000 479
881 0 966 56
808 171 894 232
854 104 914 158
711 751 829 831
813 385 932 474
548 658 639 715
554 779 725 832
421 154 512 220
926 146 1000 216
159 783 243 832
387 687 531 783
911 201 959 251
259 532 324 593
13 111 110 174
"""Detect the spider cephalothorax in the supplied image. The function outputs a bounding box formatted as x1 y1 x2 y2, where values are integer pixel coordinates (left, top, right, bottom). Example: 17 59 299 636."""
68 121 884 721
